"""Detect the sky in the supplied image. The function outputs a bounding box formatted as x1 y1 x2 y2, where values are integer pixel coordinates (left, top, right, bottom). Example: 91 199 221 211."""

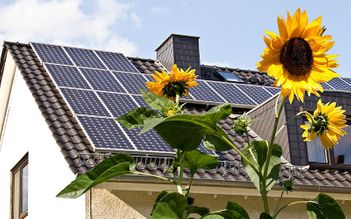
0 0 350 77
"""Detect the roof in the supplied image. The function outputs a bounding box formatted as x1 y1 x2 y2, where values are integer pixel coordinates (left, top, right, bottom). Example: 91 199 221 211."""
2 42 351 192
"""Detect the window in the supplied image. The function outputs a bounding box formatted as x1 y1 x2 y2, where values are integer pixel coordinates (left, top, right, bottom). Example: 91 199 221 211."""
307 122 351 166
217 71 243 83
11 153 28 219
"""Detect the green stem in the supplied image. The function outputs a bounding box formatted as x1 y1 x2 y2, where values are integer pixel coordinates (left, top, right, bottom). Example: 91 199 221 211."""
175 93 180 106
273 189 285 217
273 201 310 218
223 136 261 176
261 96 286 215
275 111 305 137
176 150 186 194
186 175 194 197
131 171 176 184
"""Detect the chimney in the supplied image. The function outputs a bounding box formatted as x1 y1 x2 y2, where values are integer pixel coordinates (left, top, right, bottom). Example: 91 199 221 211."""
156 34 201 76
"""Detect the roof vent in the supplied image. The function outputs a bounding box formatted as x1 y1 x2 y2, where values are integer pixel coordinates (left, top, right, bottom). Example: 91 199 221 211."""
156 34 201 76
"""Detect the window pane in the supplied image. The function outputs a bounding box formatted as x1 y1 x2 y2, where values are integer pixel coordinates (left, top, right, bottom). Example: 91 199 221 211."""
21 164 28 213
307 138 327 163
334 125 351 165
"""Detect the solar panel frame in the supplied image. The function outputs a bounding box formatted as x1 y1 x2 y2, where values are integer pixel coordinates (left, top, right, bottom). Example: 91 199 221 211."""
64 47 106 69
207 81 256 105
45 64 90 89
79 68 127 93
61 88 110 116
95 50 140 73
31 43 73 65
342 77 351 86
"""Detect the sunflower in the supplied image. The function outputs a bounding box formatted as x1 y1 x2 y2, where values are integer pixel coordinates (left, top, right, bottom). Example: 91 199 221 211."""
146 64 198 99
300 99 347 149
257 8 339 103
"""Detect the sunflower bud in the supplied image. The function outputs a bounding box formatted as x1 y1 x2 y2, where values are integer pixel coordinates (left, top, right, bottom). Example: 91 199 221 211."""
233 113 252 135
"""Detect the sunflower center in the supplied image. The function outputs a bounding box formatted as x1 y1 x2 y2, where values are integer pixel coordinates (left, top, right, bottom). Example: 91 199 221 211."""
163 82 187 98
280 37 313 76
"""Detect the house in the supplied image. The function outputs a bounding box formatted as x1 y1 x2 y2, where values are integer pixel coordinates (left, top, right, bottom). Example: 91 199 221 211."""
0 34 350 219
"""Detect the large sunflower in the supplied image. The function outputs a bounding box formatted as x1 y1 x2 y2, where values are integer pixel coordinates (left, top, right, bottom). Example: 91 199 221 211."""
301 99 347 149
257 8 339 103
146 64 198 99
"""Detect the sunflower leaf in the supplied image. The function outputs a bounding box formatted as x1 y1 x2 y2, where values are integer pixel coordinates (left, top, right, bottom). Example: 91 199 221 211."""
57 154 134 198
306 193 345 219
117 107 159 129
141 90 176 111
184 150 219 177
242 141 282 192
151 192 188 219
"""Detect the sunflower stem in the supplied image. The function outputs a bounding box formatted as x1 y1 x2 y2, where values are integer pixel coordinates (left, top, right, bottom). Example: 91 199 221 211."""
261 96 286 215
175 93 180 106
275 111 305 137
176 150 185 194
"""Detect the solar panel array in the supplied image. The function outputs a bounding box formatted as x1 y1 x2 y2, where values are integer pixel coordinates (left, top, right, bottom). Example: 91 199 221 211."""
31 42 351 155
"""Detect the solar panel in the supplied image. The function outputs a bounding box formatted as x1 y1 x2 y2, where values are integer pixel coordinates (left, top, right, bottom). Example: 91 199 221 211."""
122 128 174 152
191 80 225 103
236 84 272 104
61 88 109 116
78 116 135 150
327 78 351 91
321 82 334 90
45 64 90 89
64 47 106 69
264 87 280 95
207 81 256 105
31 43 73 65
95 50 139 73
98 92 138 117
112 72 147 94
132 95 149 107
79 68 126 93
341 78 351 87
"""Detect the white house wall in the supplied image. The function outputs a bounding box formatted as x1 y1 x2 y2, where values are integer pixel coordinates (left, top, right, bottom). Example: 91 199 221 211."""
0 65 85 219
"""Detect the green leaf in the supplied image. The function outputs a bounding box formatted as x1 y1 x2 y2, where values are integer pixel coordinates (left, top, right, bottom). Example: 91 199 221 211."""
152 192 188 219
187 205 210 216
57 154 134 198
117 107 159 129
306 193 345 219
141 104 234 151
142 90 176 111
226 202 250 219
151 191 169 214
242 141 282 192
184 150 219 176
202 201 250 219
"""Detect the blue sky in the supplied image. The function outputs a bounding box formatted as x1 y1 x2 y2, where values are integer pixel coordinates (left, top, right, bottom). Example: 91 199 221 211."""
0 0 350 77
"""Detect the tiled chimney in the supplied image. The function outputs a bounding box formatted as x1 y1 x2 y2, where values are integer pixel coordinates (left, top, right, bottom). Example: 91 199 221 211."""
156 34 201 76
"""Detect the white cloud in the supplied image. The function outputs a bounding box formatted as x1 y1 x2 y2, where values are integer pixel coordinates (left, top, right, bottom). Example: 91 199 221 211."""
0 0 139 55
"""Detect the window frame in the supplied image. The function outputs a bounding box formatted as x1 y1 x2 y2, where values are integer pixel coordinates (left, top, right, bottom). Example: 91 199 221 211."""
11 153 28 219
307 119 351 170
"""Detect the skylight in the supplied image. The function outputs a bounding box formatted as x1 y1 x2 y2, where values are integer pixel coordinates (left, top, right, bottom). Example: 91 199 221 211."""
217 71 243 83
